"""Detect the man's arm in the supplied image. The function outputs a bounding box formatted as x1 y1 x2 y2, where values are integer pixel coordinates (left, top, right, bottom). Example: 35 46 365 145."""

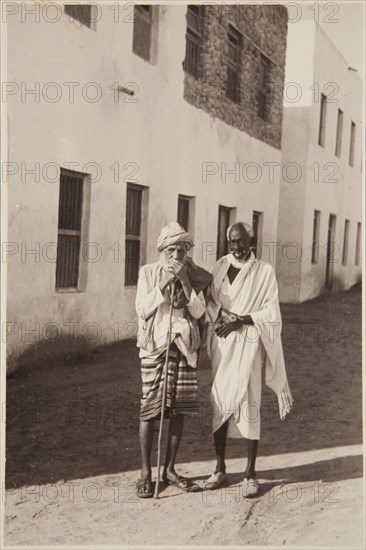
135 265 167 320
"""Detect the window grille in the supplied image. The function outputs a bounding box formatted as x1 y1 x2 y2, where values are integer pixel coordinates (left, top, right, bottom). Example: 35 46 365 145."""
226 26 241 103
56 169 84 289
311 210 321 264
258 55 270 120
342 219 349 265
184 5 201 78
335 109 343 157
349 121 356 166
125 184 143 286
318 94 327 147
355 222 361 266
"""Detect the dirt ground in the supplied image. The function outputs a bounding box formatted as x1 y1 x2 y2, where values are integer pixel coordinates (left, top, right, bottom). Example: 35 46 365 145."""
3 285 364 547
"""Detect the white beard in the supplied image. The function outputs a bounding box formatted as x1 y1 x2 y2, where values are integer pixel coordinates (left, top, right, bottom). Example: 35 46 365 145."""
228 250 256 269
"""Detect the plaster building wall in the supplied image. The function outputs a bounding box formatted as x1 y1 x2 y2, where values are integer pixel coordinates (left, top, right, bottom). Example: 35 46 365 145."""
277 21 362 303
5 3 288 369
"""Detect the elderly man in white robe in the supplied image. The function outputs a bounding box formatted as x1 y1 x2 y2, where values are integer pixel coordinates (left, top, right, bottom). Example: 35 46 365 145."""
204 222 293 497
135 222 211 498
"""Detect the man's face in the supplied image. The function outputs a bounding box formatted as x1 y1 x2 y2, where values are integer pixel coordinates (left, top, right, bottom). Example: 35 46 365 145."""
162 243 188 264
228 227 251 260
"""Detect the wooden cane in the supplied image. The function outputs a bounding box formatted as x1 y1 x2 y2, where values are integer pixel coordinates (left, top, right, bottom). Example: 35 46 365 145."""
154 281 176 499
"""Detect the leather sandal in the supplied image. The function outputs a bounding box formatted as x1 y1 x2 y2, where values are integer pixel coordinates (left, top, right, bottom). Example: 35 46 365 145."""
242 477 259 498
203 471 227 490
135 478 153 498
163 475 201 493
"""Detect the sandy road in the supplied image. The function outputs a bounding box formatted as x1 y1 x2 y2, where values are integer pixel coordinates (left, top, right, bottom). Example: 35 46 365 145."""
4 285 364 547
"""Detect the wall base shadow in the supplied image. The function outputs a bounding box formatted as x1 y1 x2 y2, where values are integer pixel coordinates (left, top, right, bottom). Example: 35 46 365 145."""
5 287 362 489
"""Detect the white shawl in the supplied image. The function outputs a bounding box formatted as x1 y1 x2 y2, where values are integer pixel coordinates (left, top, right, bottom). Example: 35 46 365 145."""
206 254 293 422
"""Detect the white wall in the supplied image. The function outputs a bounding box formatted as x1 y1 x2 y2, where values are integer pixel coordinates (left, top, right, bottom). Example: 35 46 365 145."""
300 24 363 301
6 4 283 366
277 21 362 303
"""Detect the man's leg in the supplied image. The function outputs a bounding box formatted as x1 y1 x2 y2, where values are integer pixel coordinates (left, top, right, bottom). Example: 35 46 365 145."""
244 438 258 478
163 414 184 481
242 438 259 497
162 415 200 491
137 418 155 494
203 420 228 490
213 420 229 474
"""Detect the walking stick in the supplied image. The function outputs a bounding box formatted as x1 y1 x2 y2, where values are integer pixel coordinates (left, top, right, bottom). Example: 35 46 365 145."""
154 280 176 499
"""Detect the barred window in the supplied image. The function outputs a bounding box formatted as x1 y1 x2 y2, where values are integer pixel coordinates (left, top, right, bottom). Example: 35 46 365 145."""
355 222 361 266
217 206 232 259
325 214 336 290
226 25 241 104
342 219 350 265
133 5 152 61
311 210 321 264
64 4 92 28
184 5 201 78
349 121 356 166
258 54 271 120
56 169 85 289
335 109 343 157
252 211 263 258
318 94 327 147
125 184 144 286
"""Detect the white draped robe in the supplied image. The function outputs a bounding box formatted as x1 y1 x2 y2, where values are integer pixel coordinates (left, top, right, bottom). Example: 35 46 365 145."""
206 254 293 440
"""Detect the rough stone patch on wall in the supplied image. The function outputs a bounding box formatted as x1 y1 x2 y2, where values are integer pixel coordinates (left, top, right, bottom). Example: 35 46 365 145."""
184 5 288 150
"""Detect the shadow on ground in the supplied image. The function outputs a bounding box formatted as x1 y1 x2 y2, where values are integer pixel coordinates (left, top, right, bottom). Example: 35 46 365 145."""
221 453 363 488
5 286 362 488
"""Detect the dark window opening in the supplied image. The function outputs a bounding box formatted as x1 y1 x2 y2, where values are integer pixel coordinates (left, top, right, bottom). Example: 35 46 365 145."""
226 25 241 104
355 222 361 266
217 206 232 259
56 169 84 289
311 210 321 264
318 94 327 147
125 184 143 286
133 5 152 61
64 5 92 28
335 109 343 157
184 5 202 78
342 219 349 265
252 211 263 257
258 54 271 120
349 121 356 166
177 195 190 231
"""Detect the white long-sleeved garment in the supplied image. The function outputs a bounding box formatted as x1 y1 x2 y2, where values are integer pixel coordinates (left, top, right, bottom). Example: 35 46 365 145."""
135 261 205 367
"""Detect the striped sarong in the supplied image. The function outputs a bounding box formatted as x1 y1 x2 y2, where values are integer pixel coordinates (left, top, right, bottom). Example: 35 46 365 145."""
140 344 199 420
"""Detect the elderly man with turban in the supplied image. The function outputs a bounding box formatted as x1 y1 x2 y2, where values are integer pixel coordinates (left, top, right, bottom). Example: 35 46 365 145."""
135 222 212 498
204 222 293 498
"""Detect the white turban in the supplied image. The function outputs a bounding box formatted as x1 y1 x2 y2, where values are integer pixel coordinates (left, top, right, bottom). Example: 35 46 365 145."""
157 222 194 252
